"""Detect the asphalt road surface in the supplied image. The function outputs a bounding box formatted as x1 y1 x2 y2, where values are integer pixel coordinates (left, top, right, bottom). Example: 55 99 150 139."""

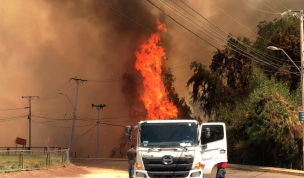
71 159 302 178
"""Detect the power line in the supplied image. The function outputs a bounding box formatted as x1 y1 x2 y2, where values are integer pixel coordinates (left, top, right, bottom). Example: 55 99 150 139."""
96 0 294 74
76 114 145 122
0 107 27 111
176 0 294 68
154 0 288 74
32 86 75 105
257 0 282 13
169 48 214 67
203 0 297 57
39 80 70 99
87 79 121 82
96 0 187 53
98 0 153 33
99 122 125 127
0 115 27 122
146 0 219 50
74 124 97 140
32 115 72 121
275 0 289 10
239 0 282 14
32 119 96 128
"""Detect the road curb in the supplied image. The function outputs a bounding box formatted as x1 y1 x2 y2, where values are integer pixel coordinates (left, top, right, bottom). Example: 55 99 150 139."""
227 163 304 176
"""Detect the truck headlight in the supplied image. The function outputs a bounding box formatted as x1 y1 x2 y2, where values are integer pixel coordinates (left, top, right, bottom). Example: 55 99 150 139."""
194 162 201 168
190 171 201 177
136 172 147 177
135 163 142 169
194 162 205 169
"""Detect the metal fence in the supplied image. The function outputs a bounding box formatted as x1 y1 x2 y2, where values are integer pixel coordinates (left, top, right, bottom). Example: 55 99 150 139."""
0 149 69 172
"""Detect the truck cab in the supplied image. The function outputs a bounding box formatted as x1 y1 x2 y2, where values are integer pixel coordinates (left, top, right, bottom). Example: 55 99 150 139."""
125 120 227 178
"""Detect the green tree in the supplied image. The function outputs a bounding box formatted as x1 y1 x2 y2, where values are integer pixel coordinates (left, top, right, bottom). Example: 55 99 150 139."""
215 68 303 169
255 17 301 90
187 16 303 169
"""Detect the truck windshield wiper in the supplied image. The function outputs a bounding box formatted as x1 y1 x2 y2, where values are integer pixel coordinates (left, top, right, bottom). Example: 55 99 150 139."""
148 147 159 152
147 145 168 152
176 146 187 152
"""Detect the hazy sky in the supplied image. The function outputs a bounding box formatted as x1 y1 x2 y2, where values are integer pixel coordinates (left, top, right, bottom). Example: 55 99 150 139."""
0 0 303 158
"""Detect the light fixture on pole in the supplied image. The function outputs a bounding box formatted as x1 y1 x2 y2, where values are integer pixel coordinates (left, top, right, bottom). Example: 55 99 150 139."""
266 46 301 72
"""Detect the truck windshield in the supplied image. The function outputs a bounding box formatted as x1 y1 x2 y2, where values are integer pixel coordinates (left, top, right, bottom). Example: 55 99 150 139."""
139 123 198 147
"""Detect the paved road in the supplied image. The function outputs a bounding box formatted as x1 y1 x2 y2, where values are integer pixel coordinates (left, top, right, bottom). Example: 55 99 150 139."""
71 159 303 178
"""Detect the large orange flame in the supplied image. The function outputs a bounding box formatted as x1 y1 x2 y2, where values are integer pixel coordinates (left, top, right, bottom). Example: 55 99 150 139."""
135 20 178 120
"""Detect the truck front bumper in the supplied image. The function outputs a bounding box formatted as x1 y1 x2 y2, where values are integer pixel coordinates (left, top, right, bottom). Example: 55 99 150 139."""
135 169 203 178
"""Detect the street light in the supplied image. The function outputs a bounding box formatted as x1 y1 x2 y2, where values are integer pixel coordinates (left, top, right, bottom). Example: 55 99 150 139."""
280 9 304 170
59 93 74 107
266 46 301 72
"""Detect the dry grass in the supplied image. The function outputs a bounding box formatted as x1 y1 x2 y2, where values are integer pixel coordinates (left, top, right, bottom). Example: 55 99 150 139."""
0 153 66 172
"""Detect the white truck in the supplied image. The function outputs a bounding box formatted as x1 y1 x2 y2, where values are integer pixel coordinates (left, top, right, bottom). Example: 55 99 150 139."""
125 120 227 178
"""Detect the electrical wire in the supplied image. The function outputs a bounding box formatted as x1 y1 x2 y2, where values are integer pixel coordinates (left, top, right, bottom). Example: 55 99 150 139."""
146 0 219 50
257 0 282 13
32 119 96 128
97 0 190 54
98 0 153 32
0 108 27 111
239 0 282 14
0 115 27 122
97 0 297 74
203 0 298 57
169 26 259 71
176 0 296 68
39 80 70 99
64 86 76 94
32 115 72 121
99 122 125 127
275 0 289 10
157 0 290 74
32 86 74 105
170 53 214 72
74 124 97 139
76 114 145 122
87 79 121 82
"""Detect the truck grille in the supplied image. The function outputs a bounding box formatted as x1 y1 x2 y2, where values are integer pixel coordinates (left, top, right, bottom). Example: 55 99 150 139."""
142 157 193 178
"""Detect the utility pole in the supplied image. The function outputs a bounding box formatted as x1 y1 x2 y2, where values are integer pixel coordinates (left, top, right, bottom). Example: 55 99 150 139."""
92 104 106 158
22 96 39 149
282 10 304 170
69 77 87 155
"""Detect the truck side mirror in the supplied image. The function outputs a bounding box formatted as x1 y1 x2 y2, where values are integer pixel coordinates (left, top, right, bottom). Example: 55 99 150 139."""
205 128 210 138
125 126 132 135
126 136 132 143
204 128 210 138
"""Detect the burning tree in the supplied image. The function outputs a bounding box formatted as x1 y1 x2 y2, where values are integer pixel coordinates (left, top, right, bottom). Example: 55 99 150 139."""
135 20 178 120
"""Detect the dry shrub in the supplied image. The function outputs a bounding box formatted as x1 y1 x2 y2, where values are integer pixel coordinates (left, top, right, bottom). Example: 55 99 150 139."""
32 162 40 168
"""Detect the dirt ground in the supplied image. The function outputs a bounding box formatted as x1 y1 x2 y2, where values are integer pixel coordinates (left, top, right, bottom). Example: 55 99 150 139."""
0 164 86 178
0 164 129 178
0 159 301 178
0 159 130 178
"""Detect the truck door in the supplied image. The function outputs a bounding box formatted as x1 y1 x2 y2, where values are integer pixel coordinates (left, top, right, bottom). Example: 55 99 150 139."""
200 123 227 174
